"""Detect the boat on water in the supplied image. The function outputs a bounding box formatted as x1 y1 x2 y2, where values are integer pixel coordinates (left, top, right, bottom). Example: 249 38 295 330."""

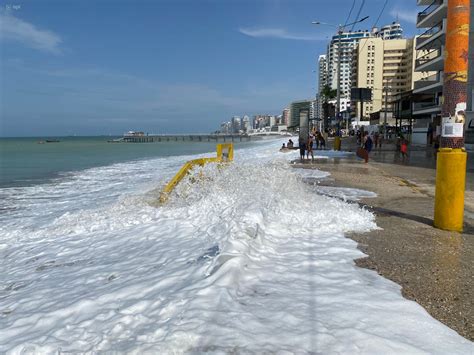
37 139 60 144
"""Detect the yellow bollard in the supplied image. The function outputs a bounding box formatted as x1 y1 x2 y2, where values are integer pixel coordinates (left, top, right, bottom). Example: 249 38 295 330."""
434 148 467 232
334 136 341 151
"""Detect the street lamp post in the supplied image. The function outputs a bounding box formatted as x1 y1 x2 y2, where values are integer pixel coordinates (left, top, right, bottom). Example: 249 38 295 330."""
312 16 369 135
336 25 343 131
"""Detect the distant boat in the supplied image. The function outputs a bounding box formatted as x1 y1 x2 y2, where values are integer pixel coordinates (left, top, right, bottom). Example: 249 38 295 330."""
45 139 60 143
107 138 124 143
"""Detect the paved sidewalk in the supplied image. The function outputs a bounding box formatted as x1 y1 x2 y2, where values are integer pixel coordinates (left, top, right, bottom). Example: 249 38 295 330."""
292 150 474 341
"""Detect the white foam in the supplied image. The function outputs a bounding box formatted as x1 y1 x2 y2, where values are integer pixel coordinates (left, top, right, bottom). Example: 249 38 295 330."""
0 138 472 353
315 186 378 201
293 167 332 180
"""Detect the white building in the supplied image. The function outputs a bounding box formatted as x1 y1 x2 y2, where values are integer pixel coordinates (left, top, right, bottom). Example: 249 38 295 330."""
317 55 328 119
375 22 403 40
269 116 276 127
242 115 250 132
231 116 241 133
327 30 373 104
220 122 231 134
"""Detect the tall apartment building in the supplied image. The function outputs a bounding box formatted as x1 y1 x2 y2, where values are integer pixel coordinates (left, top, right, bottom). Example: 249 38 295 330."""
231 116 241 133
327 30 373 103
321 23 404 113
242 115 250 132
411 0 447 127
282 107 290 126
318 55 328 93
352 37 424 120
316 55 328 120
375 22 404 40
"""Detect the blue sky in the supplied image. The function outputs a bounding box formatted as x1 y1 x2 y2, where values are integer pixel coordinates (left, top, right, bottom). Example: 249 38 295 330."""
1 0 418 136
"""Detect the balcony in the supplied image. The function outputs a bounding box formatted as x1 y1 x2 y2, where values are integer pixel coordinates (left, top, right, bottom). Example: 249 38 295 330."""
417 0 447 28
415 48 444 71
416 20 446 50
413 72 443 94
413 98 442 115
417 0 435 5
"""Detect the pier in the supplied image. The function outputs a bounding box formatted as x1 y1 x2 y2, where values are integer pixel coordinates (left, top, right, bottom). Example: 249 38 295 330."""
122 134 267 143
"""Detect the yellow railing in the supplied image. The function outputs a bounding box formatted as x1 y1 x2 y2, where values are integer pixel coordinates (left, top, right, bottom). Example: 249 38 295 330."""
159 143 233 203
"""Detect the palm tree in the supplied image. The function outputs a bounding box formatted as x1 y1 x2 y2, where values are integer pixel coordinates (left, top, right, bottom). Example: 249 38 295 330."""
321 85 337 132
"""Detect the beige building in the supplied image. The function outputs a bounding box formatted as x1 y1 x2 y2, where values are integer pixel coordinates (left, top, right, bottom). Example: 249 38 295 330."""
351 37 425 120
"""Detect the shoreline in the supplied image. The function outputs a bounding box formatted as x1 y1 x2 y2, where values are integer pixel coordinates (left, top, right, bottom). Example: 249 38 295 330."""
291 154 474 341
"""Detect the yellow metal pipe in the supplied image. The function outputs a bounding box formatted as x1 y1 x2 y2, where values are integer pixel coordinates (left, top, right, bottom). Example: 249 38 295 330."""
434 148 467 232
159 144 233 203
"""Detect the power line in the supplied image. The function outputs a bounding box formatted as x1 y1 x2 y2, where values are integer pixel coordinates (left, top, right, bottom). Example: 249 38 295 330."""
344 0 357 28
357 0 389 55
350 0 366 31
373 0 389 29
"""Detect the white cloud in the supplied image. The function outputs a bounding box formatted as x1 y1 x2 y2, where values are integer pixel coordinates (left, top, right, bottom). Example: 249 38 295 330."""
389 8 417 25
239 27 329 41
0 12 62 53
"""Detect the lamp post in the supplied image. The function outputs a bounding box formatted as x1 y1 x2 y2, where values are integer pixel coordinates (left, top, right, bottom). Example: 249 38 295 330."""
312 16 369 134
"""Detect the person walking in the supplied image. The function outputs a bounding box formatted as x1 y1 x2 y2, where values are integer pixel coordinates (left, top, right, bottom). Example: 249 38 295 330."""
363 132 373 163
298 137 306 162
400 139 408 161
318 132 326 150
374 131 380 149
306 135 314 161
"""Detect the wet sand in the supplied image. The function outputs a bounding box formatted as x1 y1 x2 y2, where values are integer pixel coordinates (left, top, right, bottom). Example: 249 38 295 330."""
292 150 474 341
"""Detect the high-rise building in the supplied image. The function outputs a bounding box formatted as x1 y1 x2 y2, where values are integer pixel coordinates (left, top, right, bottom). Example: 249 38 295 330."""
220 122 231 134
320 23 404 114
282 108 290 126
231 116 241 133
352 37 426 120
317 55 328 120
318 55 328 94
242 115 250 132
288 100 312 131
375 22 403 40
327 30 373 106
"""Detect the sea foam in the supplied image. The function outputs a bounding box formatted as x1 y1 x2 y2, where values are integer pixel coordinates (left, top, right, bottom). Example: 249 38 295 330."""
0 139 472 353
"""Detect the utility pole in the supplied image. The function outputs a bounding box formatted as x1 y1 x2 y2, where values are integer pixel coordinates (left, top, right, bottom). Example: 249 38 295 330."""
464 0 474 147
440 0 469 148
383 82 389 139
336 25 343 134
434 0 470 232
466 0 474 112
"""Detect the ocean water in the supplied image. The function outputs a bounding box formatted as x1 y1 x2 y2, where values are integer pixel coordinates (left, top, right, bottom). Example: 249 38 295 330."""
1 139 473 353
0 136 259 187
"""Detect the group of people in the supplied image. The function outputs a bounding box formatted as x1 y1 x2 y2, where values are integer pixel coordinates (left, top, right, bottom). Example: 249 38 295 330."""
281 129 410 164
356 130 382 149
359 131 409 163
297 132 326 161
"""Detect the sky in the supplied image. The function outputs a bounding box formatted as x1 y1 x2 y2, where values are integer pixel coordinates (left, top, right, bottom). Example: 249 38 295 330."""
0 0 419 136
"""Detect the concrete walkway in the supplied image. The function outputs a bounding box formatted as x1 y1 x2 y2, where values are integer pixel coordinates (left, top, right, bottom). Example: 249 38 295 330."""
292 140 474 341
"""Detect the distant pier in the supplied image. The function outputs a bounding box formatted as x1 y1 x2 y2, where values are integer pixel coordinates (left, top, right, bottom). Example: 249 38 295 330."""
122 134 262 143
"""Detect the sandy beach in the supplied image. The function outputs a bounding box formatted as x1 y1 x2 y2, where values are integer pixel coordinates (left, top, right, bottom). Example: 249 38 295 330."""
292 141 474 341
